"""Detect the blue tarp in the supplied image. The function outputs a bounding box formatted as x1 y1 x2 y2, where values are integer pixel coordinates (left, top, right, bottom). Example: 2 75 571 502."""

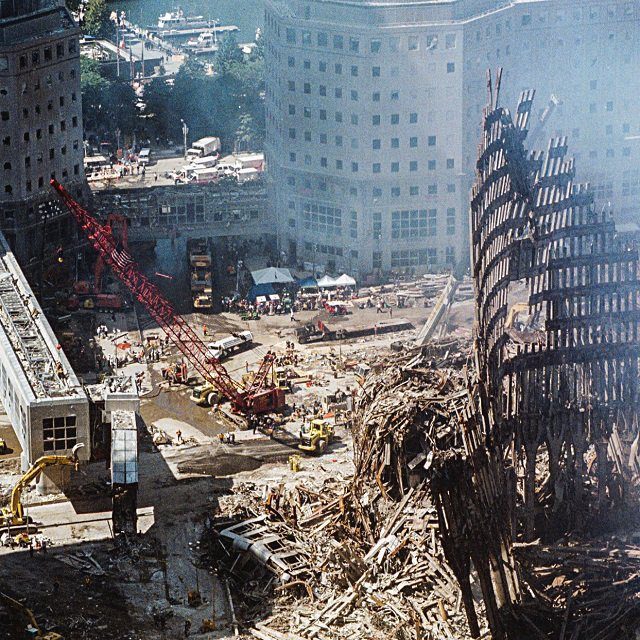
247 283 275 302
298 276 318 290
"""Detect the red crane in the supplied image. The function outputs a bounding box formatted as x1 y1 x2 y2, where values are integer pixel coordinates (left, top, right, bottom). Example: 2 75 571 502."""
50 180 285 416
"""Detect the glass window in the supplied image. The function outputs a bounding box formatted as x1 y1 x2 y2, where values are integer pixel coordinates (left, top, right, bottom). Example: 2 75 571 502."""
370 39 381 53
372 66 380 77
391 114 400 124
372 139 381 150
318 32 328 47
302 31 311 45
447 62 456 73
445 34 457 49
286 28 296 43
409 112 418 123
333 35 344 49
408 36 419 51
349 38 359 52
428 135 437 146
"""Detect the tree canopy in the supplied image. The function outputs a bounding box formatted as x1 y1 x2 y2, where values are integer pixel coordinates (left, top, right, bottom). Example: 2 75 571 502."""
82 0 114 39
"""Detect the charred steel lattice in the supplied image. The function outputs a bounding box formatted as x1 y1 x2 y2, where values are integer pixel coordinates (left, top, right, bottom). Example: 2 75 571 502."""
471 71 640 538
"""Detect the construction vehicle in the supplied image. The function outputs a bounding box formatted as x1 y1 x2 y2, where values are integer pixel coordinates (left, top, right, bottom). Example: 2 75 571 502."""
1 443 84 528
207 331 254 360
190 383 223 407
298 420 334 454
188 238 213 311
295 318 413 345
0 591 64 639
161 362 189 385
51 180 285 416
505 302 531 329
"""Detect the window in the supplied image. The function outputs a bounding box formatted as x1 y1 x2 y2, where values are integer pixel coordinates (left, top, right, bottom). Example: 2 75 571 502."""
305 154 311 165
319 61 326 72
49 148 55 159
336 160 343 170
335 63 342 75
391 114 399 124
351 162 359 172
391 91 399 101
319 85 326 96
56 43 64 58
410 186 419 196
304 60 311 70
446 158 455 169
289 104 296 115
288 56 295 67
373 251 382 268
20 55 27 69
391 162 399 173
302 30 311 45
289 128 296 139
447 62 456 73
349 38 359 52
304 107 311 118
409 112 418 123
391 187 400 197
391 138 399 149
445 34 457 49
333 35 343 49
2 136 9 146
69 39 76 54
0 112 8 121
445 247 456 265
24 156 30 167
428 184 438 195
589 103 596 113
371 39 381 53
320 133 327 143
44 47 52 61
373 187 382 198
447 183 456 193
42 416 77 451
289 152 296 162
351 65 358 77
428 136 437 146
426 35 438 50
522 14 532 25
350 90 358 101
391 209 429 239
335 111 342 122
408 36 419 51
3 162 10 170
288 81 295 92
372 92 380 102
410 161 418 171
350 211 357 239
335 135 343 146
303 202 342 235
372 139 381 150
410 137 418 148
446 208 456 235
372 66 380 77
623 147 631 157
372 115 380 125
49 124 54 134
350 113 358 124
286 28 296 43
318 32 328 47
389 37 399 53
373 163 381 173
304 82 311 94
606 101 614 112
335 88 342 98
320 157 327 167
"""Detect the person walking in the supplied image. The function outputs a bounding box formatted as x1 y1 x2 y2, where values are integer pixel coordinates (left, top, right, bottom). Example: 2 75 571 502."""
290 308 295 322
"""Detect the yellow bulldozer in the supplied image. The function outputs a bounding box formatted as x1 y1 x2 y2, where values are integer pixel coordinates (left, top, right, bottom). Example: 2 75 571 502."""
298 419 334 454
0 443 84 528
0 591 63 639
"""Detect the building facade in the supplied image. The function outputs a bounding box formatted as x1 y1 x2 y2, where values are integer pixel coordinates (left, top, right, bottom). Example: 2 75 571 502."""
264 0 640 278
0 0 86 273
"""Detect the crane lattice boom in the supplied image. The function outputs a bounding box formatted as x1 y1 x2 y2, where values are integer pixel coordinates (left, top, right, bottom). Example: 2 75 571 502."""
50 179 274 413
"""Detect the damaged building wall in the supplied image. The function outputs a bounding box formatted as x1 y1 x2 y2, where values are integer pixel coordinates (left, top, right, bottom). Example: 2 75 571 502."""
470 71 640 537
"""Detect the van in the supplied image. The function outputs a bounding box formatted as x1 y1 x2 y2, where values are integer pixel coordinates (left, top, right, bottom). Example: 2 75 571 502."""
138 148 151 166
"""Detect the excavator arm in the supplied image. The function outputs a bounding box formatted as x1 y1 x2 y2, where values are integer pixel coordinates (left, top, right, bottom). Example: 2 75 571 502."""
8 443 84 522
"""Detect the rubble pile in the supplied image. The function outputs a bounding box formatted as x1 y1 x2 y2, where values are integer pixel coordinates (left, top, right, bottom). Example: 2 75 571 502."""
207 338 481 640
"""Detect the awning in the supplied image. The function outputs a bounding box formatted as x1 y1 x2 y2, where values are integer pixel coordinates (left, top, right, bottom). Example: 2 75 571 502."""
317 275 337 288
298 276 318 289
251 267 294 285
256 296 267 303
335 273 356 287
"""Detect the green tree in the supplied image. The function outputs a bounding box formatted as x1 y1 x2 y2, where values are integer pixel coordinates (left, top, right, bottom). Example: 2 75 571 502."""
83 0 114 39
214 34 243 76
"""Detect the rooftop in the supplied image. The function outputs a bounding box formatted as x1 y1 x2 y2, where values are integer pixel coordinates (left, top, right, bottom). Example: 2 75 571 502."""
0 231 84 401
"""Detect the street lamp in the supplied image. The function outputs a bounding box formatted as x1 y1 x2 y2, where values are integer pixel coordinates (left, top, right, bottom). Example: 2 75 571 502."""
236 259 243 295
312 243 318 278
181 119 189 158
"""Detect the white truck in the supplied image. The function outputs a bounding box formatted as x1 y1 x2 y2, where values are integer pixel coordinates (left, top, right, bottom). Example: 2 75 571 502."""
219 152 264 172
207 331 254 360
186 137 221 160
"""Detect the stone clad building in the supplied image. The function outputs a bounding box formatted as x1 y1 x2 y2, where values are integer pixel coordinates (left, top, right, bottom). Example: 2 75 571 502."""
264 0 640 278
0 0 86 272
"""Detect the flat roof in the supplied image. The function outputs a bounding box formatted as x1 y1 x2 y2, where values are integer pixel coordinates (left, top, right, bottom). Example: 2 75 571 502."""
0 231 84 402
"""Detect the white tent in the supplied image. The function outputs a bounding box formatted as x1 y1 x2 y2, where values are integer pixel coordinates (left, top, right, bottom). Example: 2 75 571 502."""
335 273 357 287
251 267 294 285
317 275 337 288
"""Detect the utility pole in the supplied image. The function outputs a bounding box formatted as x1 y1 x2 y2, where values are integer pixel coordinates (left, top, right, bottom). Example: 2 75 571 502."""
181 120 189 158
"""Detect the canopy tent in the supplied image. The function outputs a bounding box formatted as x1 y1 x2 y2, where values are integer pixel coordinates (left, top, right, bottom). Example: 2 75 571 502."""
335 273 357 287
251 267 294 285
298 276 318 290
247 283 275 302
317 275 337 288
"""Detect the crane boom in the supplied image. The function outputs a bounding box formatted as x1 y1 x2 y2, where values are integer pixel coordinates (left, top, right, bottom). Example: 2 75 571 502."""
50 180 275 413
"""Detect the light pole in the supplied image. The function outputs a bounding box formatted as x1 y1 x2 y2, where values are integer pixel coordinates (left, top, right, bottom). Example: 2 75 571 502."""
212 18 219 46
312 243 318 277
236 259 243 295
110 11 120 77
181 119 189 158
115 127 121 156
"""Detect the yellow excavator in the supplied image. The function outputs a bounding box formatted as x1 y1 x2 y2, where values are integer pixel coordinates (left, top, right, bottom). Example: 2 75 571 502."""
0 443 84 528
298 420 334 454
0 591 63 639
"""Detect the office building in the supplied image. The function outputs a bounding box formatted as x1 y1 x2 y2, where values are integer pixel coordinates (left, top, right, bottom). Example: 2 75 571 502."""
0 0 86 273
264 0 640 277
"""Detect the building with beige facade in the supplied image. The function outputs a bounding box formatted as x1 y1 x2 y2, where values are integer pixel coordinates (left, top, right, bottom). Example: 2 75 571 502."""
264 0 640 277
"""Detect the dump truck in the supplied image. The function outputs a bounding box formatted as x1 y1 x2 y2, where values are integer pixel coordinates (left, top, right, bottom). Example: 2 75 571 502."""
188 238 213 310
298 419 334 454
295 319 413 344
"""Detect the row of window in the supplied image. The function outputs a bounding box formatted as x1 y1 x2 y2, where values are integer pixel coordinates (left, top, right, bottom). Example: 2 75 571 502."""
286 57 455 77
43 415 78 451
284 29 457 54
0 93 78 122
285 106 421 127
17 39 77 71
4 164 80 195
391 248 456 268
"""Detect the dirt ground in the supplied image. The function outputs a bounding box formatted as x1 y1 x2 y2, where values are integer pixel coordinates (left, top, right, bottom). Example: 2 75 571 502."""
0 262 473 638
